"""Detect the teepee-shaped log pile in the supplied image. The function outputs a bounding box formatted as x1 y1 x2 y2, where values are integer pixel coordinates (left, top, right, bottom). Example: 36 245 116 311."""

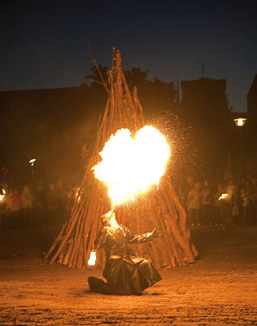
45 50 198 269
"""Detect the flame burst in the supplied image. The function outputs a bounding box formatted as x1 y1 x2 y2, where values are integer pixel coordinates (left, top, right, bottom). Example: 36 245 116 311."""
93 126 171 205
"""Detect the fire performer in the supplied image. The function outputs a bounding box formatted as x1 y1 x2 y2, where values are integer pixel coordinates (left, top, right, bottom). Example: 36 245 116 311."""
88 210 162 295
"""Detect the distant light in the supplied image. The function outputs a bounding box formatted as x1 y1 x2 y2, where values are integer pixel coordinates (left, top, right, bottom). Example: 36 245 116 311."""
29 158 36 166
233 118 247 127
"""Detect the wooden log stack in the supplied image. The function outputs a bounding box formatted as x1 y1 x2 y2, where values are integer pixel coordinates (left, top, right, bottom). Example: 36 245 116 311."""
45 50 198 269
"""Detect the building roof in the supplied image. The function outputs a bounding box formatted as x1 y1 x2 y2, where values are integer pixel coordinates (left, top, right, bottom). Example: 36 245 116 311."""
247 74 257 98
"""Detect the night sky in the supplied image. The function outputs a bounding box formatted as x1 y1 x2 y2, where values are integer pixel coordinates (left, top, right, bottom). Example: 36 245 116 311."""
1 0 257 112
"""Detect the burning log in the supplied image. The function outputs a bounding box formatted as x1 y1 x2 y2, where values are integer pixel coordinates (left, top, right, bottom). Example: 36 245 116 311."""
45 50 198 269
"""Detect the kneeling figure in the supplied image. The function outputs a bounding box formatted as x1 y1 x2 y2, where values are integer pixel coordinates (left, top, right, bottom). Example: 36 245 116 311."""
88 211 161 295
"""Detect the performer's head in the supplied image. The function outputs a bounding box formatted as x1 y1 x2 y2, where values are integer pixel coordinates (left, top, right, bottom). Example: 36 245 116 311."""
101 211 116 227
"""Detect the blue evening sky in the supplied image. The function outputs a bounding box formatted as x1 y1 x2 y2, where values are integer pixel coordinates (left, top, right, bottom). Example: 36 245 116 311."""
1 0 257 112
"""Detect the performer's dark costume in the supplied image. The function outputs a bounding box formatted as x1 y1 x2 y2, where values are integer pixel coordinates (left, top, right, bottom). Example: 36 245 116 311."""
88 225 162 295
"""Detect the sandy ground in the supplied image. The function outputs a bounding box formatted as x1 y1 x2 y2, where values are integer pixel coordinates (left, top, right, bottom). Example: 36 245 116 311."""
0 225 257 325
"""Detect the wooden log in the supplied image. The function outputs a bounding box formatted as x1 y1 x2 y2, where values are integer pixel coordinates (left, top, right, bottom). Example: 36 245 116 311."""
159 186 196 263
48 202 83 265
44 219 69 259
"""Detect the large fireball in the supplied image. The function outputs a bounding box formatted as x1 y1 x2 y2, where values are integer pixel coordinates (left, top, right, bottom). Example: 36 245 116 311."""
92 126 171 205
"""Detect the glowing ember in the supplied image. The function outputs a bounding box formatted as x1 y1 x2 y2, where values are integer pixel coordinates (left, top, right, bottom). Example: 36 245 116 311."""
92 126 171 205
219 193 228 201
88 251 96 266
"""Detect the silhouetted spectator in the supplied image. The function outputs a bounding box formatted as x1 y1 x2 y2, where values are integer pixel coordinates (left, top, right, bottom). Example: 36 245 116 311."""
224 179 238 227
46 183 59 226
185 176 194 198
35 184 47 227
21 185 33 227
0 186 5 230
3 187 12 229
188 182 201 226
250 177 257 225
213 183 225 225
201 179 213 225
246 173 253 183
11 190 22 211
56 180 66 223
64 189 75 221
10 189 22 228
223 170 233 184
240 181 252 226
184 176 194 219
5 187 12 212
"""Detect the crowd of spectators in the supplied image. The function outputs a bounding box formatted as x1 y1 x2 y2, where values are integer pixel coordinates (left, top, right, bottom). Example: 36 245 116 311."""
0 180 78 230
177 171 257 228
1 171 257 230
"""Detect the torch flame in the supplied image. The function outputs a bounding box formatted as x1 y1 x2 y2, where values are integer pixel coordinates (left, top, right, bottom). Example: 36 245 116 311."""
219 193 228 201
93 126 171 205
88 251 96 266
0 189 6 202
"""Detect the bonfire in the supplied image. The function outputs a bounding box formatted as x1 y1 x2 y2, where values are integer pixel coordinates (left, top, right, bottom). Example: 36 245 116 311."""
45 50 198 269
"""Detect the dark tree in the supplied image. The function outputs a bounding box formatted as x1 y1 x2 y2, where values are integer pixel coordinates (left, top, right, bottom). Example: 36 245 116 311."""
125 67 149 86
124 68 176 119
85 64 109 86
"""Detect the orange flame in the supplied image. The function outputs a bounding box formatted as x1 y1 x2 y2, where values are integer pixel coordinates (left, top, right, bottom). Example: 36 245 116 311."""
92 126 171 205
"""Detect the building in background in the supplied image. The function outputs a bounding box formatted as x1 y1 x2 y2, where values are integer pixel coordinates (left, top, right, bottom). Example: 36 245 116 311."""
180 77 232 177
247 74 257 127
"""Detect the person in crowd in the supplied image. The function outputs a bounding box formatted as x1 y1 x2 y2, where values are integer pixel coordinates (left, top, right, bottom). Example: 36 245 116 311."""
246 173 253 183
185 176 194 200
240 181 252 226
223 179 239 227
188 182 201 226
46 183 59 226
10 189 22 228
11 189 22 211
201 179 213 225
88 211 161 295
35 183 47 227
4 187 12 212
223 170 233 184
0 186 6 230
250 177 257 225
182 176 194 219
21 185 33 227
56 180 67 223
3 186 12 229
213 183 225 225
64 188 75 220
176 182 187 210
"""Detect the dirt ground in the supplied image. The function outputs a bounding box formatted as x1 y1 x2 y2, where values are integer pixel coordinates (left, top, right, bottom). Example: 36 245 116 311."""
0 225 257 325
